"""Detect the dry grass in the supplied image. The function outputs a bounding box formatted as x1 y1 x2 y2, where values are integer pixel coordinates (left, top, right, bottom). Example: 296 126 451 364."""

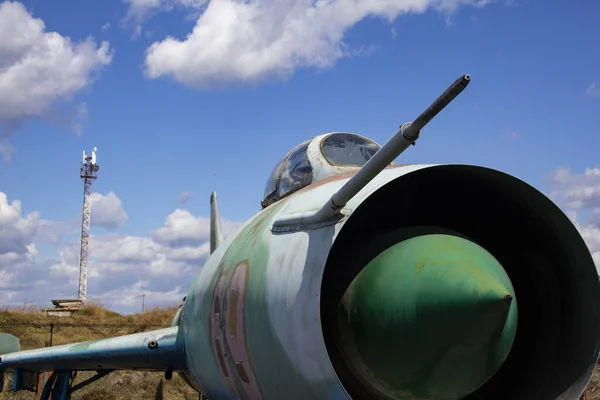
0 300 199 399
1 300 599 399
587 370 600 400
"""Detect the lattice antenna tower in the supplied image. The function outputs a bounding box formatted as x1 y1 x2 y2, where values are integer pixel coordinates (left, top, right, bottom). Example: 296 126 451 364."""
78 147 99 302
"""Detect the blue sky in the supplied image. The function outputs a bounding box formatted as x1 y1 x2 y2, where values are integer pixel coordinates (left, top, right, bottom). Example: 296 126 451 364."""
0 0 599 313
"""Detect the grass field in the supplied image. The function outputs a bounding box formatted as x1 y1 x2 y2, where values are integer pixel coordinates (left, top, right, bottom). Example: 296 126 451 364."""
0 301 598 399
0 301 199 400
588 372 600 400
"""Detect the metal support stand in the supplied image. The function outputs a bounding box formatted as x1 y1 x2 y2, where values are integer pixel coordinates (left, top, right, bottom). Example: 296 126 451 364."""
38 370 113 400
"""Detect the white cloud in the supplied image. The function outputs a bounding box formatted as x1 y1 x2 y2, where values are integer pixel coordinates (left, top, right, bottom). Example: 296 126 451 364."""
91 234 160 263
123 0 207 23
178 191 192 204
0 269 17 289
122 0 208 42
585 82 600 98
561 210 600 270
550 166 600 271
143 0 495 89
101 22 111 31
0 191 39 304
0 189 243 313
500 129 519 142
0 140 14 161
0 1 113 159
503 0 521 6
72 103 89 136
90 192 129 230
0 192 39 257
131 24 143 40
99 283 186 312
151 208 240 247
37 218 80 245
35 192 128 244
550 166 600 209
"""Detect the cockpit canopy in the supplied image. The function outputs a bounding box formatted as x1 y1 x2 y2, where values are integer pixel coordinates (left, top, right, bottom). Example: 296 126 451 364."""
261 132 384 208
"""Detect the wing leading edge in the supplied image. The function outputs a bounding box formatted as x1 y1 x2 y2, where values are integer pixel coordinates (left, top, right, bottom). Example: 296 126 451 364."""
0 326 185 373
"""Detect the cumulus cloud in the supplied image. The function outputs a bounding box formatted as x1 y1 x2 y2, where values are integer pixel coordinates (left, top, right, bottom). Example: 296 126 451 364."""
35 192 128 244
62 209 240 311
585 82 600 98
0 190 243 313
36 219 80 245
143 0 494 88
550 165 600 269
0 191 39 303
550 166 600 209
0 1 113 159
90 192 129 230
0 192 39 257
99 282 187 313
151 208 240 247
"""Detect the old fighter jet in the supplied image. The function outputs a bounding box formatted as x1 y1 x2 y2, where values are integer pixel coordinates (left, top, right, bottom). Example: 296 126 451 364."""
1 75 600 400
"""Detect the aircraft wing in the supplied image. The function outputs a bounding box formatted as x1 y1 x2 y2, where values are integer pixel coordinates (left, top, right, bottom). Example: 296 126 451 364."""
0 326 185 373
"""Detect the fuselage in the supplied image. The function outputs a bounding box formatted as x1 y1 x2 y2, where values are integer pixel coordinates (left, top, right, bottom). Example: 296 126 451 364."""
177 163 406 399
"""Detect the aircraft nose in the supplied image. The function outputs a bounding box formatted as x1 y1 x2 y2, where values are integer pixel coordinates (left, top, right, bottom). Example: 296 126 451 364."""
337 233 518 400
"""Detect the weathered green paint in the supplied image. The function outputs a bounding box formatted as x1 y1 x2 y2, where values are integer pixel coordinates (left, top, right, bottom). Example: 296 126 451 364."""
340 233 518 400
68 341 97 352
185 195 348 399
0 333 19 355
189 201 283 398
0 327 184 372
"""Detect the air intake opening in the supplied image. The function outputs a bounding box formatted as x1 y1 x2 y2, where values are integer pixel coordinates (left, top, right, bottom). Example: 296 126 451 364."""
321 165 600 400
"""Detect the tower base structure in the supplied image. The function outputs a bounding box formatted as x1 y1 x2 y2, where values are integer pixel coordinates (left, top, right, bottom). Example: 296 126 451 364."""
41 299 83 317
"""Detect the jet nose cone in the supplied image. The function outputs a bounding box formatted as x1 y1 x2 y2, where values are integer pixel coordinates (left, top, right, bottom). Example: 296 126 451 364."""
337 233 518 400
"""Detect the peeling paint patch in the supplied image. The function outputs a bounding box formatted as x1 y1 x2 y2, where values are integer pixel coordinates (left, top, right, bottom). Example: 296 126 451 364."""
210 261 262 399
